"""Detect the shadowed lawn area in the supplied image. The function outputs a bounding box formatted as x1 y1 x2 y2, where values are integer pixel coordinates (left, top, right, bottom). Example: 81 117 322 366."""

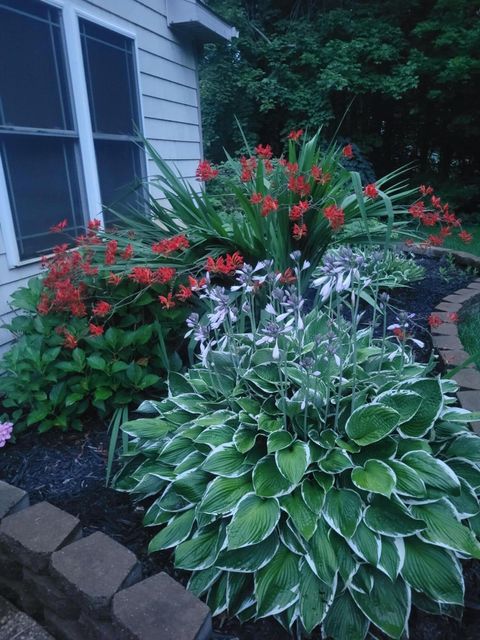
416 222 480 257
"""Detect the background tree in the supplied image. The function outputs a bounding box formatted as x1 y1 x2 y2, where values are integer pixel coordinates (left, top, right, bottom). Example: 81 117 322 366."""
200 0 480 214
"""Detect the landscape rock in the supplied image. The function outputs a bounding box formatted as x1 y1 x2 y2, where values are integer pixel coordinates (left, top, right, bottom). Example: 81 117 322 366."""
0 480 29 519
0 595 53 640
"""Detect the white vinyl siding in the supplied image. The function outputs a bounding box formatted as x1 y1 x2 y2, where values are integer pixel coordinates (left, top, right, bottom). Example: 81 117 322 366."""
0 0 204 357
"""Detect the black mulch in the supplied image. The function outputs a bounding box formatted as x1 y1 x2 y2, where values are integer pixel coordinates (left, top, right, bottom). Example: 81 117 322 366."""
0 254 479 640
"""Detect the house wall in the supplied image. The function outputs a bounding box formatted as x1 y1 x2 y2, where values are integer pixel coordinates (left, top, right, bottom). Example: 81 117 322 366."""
0 0 204 358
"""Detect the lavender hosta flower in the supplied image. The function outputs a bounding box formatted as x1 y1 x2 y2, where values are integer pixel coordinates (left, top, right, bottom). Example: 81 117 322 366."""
312 247 367 301
185 312 211 343
0 422 13 447
256 319 294 360
231 262 266 292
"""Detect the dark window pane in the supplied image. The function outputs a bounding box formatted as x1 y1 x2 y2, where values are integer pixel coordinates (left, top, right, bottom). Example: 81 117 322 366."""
80 20 140 135
95 140 144 224
0 136 86 260
0 0 72 130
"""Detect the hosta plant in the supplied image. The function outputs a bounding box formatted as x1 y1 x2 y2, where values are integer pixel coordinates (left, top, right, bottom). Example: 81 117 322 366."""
115 261 480 639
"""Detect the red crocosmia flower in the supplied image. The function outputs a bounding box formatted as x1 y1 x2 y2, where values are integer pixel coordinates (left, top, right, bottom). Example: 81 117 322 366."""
92 300 111 317
89 323 104 336
459 230 473 244
405 238 415 246
421 212 440 227
342 144 354 159
250 193 263 205
152 235 189 255
122 244 134 260
448 312 459 323
392 327 405 340
81 262 99 276
428 234 444 246
188 275 207 291
286 162 299 175
108 272 122 286
289 201 309 221
205 252 244 276
104 240 118 265
53 243 69 255
292 223 307 240
239 156 257 182
154 267 176 284
158 293 176 309
129 267 154 285
87 219 101 231
288 175 311 197
261 195 279 217
431 195 442 209
279 268 297 284
419 185 434 196
364 183 378 199
196 160 219 181
428 314 443 328
50 219 68 233
37 295 51 315
439 226 451 237
176 285 193 302
63 331 78 350
288 129 303 141
255 144 273 160
264 159 274 174
323 205 345 231
408 202 425 219
443 211 460 227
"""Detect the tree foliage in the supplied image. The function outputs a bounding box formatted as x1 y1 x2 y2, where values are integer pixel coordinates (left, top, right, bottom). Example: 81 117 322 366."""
200 0 480 212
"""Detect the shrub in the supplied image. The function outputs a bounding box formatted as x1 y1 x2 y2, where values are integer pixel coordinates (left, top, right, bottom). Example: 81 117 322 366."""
116 256 480 639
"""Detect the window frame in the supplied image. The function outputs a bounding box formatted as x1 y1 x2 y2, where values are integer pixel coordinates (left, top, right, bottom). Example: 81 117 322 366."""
0 0 147 268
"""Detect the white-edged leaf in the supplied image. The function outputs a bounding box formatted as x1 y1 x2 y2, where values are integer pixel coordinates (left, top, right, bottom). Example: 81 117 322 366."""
121 418 174 438
175 524 225 570
199 475 253 515
202 443 252 477
397 378 443 437
226 493 280 550
324 488 363 539
255 544 299 617
402 450 461 495
347 521 381 566
195 425 235 448
364 495 426 537
148 509 196 551
379 537 404 580
280 489 317 541
301 477 325 514
275 441 310 485
217 532 279 573
386 459 427 498
253 455 294 498
322 590 369 640
445 434 480 462
267 430 294 453
187 566 222 597
346 404 400 446
305 519 337 583
299 559 335 633
351 460 396 497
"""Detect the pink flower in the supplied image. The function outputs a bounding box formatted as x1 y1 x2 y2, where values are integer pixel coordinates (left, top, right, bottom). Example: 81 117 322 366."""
0 422 14 447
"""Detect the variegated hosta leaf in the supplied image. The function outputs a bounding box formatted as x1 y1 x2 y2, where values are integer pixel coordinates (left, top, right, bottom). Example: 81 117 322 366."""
298 559 336 633
280 489 317 541
226 494 280 549
217 533 279 572
305 519 338 584
347 521 381 566
175 523 225 570
202 443 252 477
275 441 310 484
397 378 443 438
379 537 404 580
385 459 427 497
322 590 369 640
324 488 363 539
253 455 294 498
254 544 299 617
364 495 426 537
401 450 461 495
351 459 396 497
351 569 410 639
148 509 196 552
402 537 464 605
121 417 175 438
445 434 480 462
199 475 253 515
345 404 400 446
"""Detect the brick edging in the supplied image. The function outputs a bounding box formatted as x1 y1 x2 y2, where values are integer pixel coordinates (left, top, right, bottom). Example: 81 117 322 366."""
398 244 480 432
0 480 212 640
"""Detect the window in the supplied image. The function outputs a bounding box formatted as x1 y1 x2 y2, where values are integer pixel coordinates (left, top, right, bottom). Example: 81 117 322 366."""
0 0 145 262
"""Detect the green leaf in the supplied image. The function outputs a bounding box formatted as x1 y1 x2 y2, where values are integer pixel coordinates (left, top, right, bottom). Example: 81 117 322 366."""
175 524 224 570
233 426 260 453
445 434 480 462
305 519 337 584
173 470 210 503
217 533 279 573
324 488 363 539
257 413 283 433
376 390 422 423
301 477 325 514
227 572 254 616
347 521 381 566
253 455 294 498
411 499 480 559
200 475 253 515
448 458 480 491
202 444 251 478
402 537 464 605
345 404 400 446
351 570 410 639
255 544 299 617
364 496 426 537
318 448 353 473
227 494 280 550
299 560 334 633
188 566 222 597
351 460 396 497
385 460 427 498
148 509 196 551
397 378 443 437
275 441 309 485
323 590 368 640
86 354 107 371
402 450 461 495
280 489 317 541
379 537 404 581
267 430 294 453
121 418 175 439
195 426 236 448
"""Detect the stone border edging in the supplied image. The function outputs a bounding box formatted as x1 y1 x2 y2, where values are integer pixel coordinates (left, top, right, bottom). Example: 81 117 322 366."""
398 243 480 433
0 480 212 640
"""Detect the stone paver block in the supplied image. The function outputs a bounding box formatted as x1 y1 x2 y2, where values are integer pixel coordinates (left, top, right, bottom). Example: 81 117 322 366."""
467 283 480 292
0 480 29 519
457 391 480 434
50 532 141 619
23 568 79 619
452 369 480 390
438 350 474 368
432 334 463 350
0 502 81 573
431 323 459 336
0 595 54 640
113 572 212 640
435 301 462 312
79 613 119 640
43 608 87 640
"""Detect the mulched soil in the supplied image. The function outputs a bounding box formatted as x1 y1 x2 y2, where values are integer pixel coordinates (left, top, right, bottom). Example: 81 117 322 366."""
0 253 479 640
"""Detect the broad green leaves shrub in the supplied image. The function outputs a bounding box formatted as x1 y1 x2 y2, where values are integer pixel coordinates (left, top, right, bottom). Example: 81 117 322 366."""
116 265 480 638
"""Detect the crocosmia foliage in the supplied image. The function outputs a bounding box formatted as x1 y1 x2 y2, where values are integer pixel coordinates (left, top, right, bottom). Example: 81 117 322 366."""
116 256 480 639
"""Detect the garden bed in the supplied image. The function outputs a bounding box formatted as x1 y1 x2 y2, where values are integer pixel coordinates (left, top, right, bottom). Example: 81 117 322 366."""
1 252 479 640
